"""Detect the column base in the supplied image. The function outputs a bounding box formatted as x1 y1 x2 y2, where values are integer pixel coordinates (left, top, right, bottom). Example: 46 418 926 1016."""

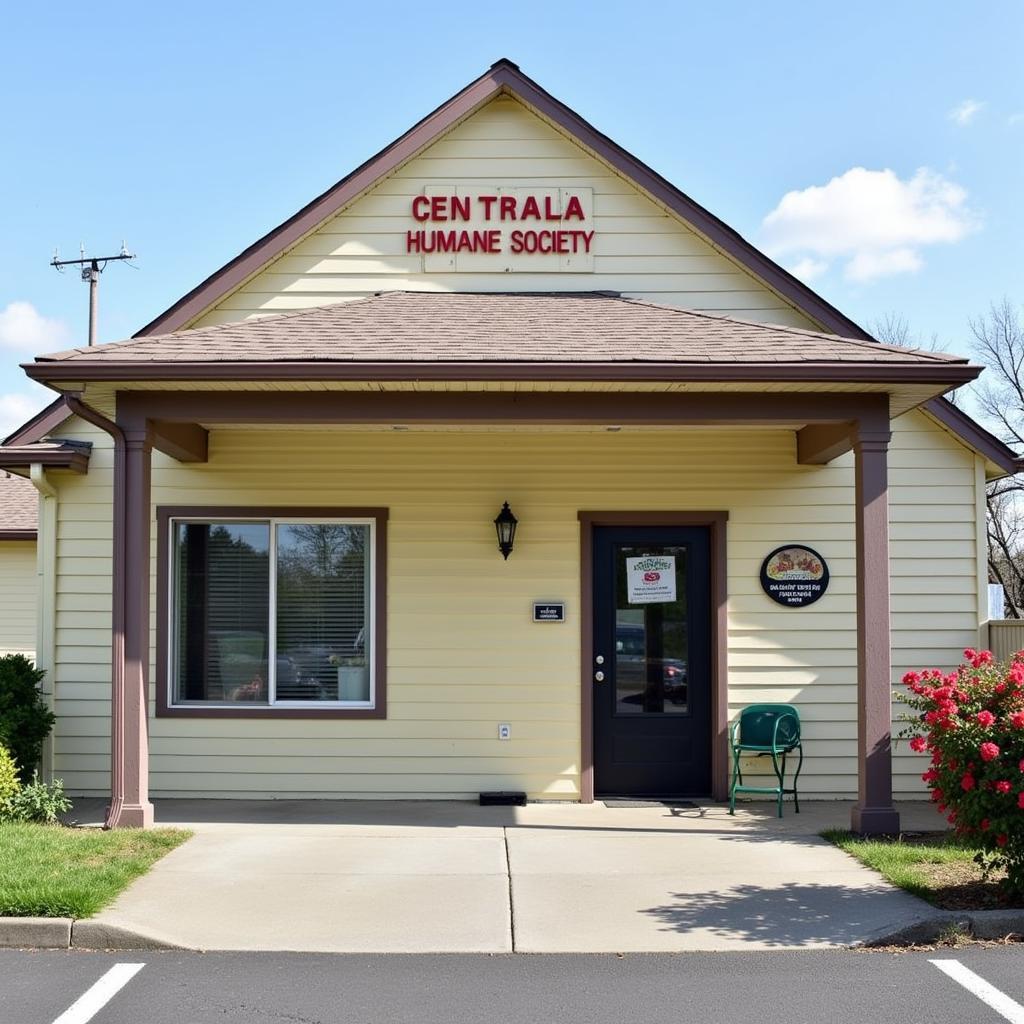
851 803 900 836
104 800 155 829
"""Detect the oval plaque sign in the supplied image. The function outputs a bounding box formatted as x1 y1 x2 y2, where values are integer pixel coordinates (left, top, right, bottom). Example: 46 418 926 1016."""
760 545 829 608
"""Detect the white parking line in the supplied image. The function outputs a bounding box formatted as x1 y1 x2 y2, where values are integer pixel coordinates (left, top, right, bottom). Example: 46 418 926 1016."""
51 963 145 1024
930 959 1024 1024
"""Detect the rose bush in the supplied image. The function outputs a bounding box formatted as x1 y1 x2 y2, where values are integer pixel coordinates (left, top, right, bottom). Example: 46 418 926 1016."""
899 648 1024 895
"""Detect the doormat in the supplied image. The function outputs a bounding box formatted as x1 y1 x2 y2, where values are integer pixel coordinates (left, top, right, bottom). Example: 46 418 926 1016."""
601 799 698 809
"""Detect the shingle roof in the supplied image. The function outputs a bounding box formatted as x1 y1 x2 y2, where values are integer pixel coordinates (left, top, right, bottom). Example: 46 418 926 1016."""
0 472 37 535
36 291 966 367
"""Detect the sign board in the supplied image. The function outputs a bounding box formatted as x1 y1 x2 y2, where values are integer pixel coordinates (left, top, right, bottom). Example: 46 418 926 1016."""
760 545 829 607
625 556 677 604
409 186 594 273
533 602 566 623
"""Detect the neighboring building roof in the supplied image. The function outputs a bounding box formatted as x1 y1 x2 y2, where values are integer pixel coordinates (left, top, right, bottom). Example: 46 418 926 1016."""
0 472 38 539
0 441 92 476
28 291 971 378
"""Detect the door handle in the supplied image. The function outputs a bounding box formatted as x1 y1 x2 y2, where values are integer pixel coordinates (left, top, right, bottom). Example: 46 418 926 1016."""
595 654 605 665
594 671 605 682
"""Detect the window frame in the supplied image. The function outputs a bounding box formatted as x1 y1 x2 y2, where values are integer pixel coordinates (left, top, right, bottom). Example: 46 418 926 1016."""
155 506 388 719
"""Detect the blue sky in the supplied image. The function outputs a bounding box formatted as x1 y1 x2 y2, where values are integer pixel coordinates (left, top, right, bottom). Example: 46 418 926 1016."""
1 1 1021 435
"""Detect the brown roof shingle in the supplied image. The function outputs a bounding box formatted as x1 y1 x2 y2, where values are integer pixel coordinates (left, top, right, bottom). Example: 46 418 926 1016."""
0 472 37 536
34 291 967 368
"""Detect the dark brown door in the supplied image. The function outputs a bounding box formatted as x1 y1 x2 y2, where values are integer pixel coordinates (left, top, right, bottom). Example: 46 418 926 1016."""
592 526 711 796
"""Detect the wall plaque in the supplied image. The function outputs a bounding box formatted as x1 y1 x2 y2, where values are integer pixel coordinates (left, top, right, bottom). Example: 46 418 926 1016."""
533 602 566 622
760 545 829 607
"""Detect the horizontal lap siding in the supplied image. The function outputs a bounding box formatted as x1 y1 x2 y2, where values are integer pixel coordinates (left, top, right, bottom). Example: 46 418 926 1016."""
192 97 816 330
47 411 980 801
0 541 37 656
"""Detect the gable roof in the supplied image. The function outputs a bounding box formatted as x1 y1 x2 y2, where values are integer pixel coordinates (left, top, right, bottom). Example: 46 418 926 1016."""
0 472 38 538
135 59 872 340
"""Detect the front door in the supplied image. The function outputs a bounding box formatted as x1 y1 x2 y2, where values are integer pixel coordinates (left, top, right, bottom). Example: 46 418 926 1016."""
592 525 711 797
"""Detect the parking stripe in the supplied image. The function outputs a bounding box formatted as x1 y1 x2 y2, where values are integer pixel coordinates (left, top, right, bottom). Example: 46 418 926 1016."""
51 963 145 1024
930 959 1024 1024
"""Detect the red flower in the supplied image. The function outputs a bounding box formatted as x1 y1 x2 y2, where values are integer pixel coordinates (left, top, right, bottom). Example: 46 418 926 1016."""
964 648 978 662
981 819 991 831
1011 711 1024 729
922 768 939 783
902 671 921 686
909 736 927 753
961 774 976 791
976 710 996 728
996 780 1012 794
997 834 1009 847
980 742 1001 763
1018 792 1024 810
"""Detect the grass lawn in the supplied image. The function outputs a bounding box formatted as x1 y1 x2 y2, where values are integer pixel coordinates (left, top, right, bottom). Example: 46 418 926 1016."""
823 828 1024 911
0 823 191 918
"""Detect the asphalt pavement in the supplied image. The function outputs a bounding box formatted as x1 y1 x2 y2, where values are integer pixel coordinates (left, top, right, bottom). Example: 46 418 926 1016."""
3 947 1024 1024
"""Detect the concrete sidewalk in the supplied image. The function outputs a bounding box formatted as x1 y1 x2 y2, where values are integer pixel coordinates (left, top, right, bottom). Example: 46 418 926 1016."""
71 799 945 953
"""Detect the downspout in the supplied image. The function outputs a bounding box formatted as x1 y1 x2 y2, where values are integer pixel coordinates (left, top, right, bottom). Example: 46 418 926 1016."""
64 395 130 830
29 464 57 783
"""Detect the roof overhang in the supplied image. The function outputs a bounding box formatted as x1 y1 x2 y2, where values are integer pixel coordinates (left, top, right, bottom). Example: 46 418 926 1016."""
0 443 91 475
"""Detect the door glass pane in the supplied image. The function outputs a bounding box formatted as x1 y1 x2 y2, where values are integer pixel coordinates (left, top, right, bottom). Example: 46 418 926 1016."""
275 524 371 703
613 544 688 715
173 522 271 704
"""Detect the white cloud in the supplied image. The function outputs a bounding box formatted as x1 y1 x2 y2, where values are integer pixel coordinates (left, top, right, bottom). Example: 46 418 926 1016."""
761 166 977 283
949 99 985 125
1008 112 1024 127
786 257 829 282
0 301 72 353
0 387 52 442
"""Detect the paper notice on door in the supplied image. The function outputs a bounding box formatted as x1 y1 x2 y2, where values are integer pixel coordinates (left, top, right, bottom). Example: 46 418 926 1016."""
625 555 677 604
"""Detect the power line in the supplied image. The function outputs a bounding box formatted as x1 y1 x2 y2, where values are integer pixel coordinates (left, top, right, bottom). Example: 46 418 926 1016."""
51 242 137 346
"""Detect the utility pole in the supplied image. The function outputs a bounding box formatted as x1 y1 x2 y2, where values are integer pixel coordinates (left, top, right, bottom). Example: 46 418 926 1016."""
51 243 137 346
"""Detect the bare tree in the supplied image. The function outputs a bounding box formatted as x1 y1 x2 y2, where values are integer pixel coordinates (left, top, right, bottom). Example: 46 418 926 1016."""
970 300 1024 616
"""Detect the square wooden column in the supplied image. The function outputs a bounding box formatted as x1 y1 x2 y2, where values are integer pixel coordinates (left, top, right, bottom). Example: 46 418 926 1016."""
105 425 154 828
851 421 900 835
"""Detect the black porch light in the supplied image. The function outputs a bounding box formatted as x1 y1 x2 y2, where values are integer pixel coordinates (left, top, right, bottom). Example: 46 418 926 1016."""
494 501 518 560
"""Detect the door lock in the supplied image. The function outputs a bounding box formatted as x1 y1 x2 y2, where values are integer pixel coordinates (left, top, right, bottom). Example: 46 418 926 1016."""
594 671 605 682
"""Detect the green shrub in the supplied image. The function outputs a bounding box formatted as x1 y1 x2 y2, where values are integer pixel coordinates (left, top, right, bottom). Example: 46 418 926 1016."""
0 654 56 782
0 744 20 814
2 772 72 824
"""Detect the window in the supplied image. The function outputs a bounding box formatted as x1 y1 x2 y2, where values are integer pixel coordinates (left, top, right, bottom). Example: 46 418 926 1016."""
164 512 382 713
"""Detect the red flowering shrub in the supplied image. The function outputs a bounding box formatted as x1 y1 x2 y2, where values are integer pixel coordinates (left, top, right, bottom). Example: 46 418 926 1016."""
899 648 1024 895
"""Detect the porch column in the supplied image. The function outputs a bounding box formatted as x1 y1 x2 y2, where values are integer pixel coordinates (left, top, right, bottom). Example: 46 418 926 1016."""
106 424 154 828
850 420 900 835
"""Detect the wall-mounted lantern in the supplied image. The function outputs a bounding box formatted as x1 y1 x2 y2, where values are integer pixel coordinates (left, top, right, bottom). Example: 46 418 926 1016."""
494 502 518 560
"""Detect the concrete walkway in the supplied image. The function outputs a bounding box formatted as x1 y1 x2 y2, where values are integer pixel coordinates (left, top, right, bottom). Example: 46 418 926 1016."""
72 800 946 953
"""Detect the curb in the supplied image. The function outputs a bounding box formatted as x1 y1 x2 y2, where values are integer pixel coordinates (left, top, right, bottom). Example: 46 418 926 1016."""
0 917 189 951
0 917 72 949
859 909 1024 947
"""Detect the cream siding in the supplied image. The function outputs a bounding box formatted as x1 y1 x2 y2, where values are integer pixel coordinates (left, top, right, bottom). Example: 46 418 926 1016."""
46 408 980 800
191 96 820 331
0 541 37 657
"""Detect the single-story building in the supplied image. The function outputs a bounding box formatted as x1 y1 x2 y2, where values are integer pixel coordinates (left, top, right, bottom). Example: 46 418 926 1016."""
0 60 1018 831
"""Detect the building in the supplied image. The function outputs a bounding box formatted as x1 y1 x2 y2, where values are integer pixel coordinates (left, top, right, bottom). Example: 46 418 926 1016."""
0 471 38 657
0 60 1017 831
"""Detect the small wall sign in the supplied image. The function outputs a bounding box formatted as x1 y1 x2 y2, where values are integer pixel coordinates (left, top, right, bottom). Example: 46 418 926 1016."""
626 555 677 604
760 545 829 607
533 602 566 622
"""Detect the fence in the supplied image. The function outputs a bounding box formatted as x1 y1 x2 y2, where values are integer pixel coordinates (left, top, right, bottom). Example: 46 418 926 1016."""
985 620 1024 661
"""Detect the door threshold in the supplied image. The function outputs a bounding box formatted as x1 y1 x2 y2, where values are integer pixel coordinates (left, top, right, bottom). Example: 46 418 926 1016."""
600 798 700 809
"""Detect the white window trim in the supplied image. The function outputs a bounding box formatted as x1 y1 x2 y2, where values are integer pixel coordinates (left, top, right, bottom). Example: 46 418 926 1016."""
167 515 377 710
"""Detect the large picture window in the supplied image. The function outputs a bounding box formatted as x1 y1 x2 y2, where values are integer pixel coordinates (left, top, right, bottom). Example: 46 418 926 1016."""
164 512 382 713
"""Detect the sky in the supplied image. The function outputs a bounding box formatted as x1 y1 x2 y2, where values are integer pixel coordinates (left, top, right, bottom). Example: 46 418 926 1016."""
1 1 1021 437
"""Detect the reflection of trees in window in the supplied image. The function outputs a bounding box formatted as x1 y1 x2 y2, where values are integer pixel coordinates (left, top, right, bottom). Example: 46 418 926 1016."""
276 525 368 688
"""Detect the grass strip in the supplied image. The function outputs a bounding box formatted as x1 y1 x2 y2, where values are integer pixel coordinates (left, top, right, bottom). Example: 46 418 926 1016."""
0 822 191 918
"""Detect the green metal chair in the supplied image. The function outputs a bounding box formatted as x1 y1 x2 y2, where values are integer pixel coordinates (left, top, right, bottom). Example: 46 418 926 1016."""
729 704 803 818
